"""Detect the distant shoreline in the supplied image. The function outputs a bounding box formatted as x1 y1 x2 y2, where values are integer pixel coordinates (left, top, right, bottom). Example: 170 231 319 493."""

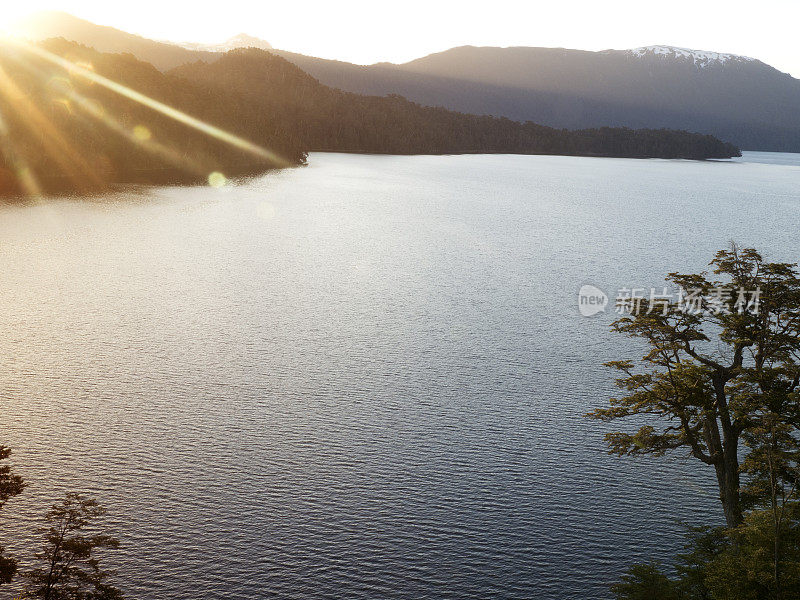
1 150 752 203
0 40 740 200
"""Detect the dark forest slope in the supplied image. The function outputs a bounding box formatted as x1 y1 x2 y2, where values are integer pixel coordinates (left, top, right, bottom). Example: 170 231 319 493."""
0 41 739 198
170 49 739 159
271 46 800 152
12 13 798 151
0 39 307 196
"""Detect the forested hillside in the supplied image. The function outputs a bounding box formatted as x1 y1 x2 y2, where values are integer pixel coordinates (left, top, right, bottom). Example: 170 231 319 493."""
173 48 739 160
14 13 800 152
0 39 307 196
272 45 800 152
0 41 739 197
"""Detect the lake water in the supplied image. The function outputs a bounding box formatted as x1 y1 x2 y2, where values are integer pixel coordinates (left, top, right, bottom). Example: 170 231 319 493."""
1 151 798 599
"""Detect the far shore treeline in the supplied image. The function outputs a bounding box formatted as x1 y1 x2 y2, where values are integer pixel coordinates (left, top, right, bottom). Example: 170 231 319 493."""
0 39 740 197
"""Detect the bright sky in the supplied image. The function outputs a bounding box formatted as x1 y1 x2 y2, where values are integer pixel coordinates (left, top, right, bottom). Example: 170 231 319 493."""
2 1 799 77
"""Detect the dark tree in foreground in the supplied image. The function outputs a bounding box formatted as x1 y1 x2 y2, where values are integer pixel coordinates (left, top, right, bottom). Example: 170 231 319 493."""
614 516 800 600
589 246 800 529
25 493 123 600
0 447 24 508
595 246 800 599
610 563 678 600
0 445 25 584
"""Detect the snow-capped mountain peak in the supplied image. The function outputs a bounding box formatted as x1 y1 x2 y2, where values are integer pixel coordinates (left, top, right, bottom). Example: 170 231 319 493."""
627 45 756 67
223 34 273 51
172 34 272 53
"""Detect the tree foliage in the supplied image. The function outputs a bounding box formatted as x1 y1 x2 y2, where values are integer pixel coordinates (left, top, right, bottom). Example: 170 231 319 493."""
24 493 123 600
614 514 800 600
0 446 25 585
0 446 24 512
610 563 679 600
590 245 800 528
601 246 800 599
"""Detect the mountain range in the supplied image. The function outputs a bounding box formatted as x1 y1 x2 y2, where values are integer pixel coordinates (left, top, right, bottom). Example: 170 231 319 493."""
11 11 219 69
271 45 800 152
12 12 800 152
0 37 738 197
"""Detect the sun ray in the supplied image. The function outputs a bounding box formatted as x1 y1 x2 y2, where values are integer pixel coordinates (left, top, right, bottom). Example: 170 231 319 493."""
1 47 212 183
0 61 104 192
0 104 42 198
63 88 210 179
10 39 291 169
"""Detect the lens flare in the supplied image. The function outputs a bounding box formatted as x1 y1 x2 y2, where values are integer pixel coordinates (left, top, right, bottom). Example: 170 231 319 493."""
0 62 102 192
0 106 42 198
10 39 291 168
0 38 292 197
208 172 227 188
63 87 209 178
133 125 152 141
3 48 214 182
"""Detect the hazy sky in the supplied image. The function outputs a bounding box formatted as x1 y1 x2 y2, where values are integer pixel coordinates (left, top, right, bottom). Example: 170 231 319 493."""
2 1 799 76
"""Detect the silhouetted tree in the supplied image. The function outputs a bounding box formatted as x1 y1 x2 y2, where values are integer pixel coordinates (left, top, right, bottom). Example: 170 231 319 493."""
590 246 800 529
0 445 25 585
601 246 800 599
25 493 123 600
613 513 800 600
610 563 678 600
